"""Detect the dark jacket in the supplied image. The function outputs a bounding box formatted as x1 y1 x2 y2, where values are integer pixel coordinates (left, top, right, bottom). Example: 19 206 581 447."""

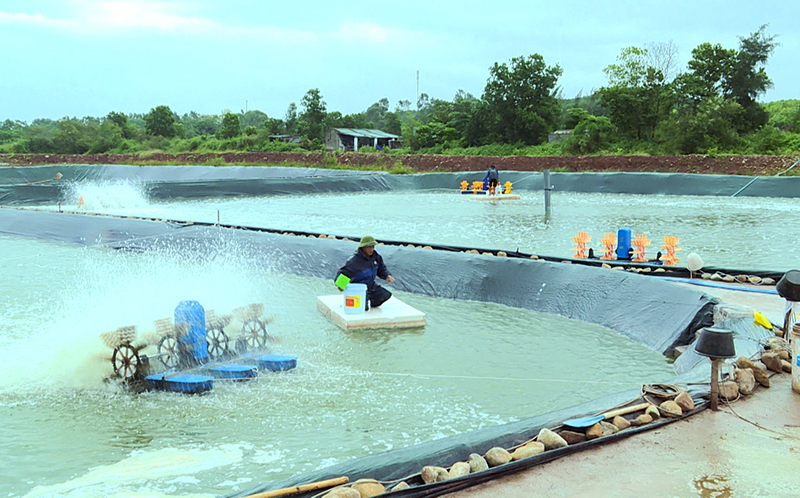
483 167 499 188
336 249 390 291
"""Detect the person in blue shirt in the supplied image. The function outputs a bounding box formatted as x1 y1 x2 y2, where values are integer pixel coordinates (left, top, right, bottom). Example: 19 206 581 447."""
335 235 395 309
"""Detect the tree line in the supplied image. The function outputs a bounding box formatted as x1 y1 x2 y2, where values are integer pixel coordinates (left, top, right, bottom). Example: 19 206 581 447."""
1 25 798 158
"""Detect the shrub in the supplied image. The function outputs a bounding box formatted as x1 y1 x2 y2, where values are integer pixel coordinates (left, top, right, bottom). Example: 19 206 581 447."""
745 126 789 154
143 135 170 151
782 133 800 154
321 153 339 168
389 161 414 174
10 141 29 153
563 115 615 155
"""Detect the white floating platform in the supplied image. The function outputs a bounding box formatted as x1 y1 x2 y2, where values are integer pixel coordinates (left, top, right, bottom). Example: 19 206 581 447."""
316 295 426 330
471 194 521 201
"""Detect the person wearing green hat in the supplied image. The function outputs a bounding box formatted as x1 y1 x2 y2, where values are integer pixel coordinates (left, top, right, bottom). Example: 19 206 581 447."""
334 235 395 309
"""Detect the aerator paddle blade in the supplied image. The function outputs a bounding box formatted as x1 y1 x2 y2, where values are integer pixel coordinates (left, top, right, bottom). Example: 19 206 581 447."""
562 414 604 428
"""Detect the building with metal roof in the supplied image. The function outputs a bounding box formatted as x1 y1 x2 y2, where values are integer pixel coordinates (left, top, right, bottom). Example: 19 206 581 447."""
325 128 401 152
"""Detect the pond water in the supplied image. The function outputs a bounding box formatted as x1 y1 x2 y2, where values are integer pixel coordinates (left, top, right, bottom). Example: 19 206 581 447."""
57 179 800 271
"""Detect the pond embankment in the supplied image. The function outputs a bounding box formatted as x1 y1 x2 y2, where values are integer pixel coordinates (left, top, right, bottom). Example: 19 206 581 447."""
1 152 798 176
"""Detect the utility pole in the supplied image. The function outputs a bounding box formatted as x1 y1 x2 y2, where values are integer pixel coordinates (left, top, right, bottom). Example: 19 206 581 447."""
416 70 419 110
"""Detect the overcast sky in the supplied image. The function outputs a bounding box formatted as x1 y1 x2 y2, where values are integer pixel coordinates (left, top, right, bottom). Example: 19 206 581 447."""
1 0 797 124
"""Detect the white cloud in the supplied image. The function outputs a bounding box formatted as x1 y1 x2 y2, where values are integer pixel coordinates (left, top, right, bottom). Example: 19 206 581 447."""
78 0 219 32
0 1 433 50
334 21 392 44
0 0 218 34
330 20 436 52
0 10 75 29
87 1 207 30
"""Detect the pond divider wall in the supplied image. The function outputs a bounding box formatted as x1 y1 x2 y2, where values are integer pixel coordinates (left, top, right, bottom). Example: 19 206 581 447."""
2 165 800 205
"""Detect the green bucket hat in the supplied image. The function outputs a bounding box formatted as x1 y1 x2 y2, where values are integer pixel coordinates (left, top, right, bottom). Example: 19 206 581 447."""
359 235 377 248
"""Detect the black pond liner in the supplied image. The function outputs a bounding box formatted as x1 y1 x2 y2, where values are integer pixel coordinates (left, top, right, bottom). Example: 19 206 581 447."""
222 391 711 498
380 406 709 498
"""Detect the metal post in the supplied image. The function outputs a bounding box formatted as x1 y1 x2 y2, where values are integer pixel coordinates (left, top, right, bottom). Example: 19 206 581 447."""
543 169 553 216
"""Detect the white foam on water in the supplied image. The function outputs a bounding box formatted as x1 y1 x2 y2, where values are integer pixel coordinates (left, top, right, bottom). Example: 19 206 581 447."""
21 445 243 498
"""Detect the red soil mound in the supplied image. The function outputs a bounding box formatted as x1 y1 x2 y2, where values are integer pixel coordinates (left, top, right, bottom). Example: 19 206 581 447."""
1 152 797 176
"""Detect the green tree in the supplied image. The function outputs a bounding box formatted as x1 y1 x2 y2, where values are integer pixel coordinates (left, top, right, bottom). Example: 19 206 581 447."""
53 118 90 154
106 111 127 128
321 111 346 136
31 118 56 127
220 112 241 139
763 100 800 130
299 88 327 141
416 93 434 123
599 46 673 141
173 122 186 139
563 107 589 130
747 125 788 154
240 110 268 129
791 108 800 134
144 105 175 137
284 103 298 135
382 112 402 136
263 117 285 135
88 121 124 153
657 96 744 154
675 25 778 131
559 91 608 130
482 54 563 145
564 114 616 154
365 98 389 129
449 90 482 146
0 119 24 143
406 121 460 150
192 114 221 137
106 111 136 139
338 112 369 129
22 125 55 153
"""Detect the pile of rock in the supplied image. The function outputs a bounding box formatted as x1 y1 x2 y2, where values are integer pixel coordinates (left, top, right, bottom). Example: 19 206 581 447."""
562 395 694 445
723 340 789 398
701 273 776 285
323 479 390 498
322 395 697 497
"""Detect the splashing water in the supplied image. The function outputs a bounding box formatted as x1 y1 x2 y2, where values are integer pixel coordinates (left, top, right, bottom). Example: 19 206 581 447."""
63 179 150 212
0 234 270 392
